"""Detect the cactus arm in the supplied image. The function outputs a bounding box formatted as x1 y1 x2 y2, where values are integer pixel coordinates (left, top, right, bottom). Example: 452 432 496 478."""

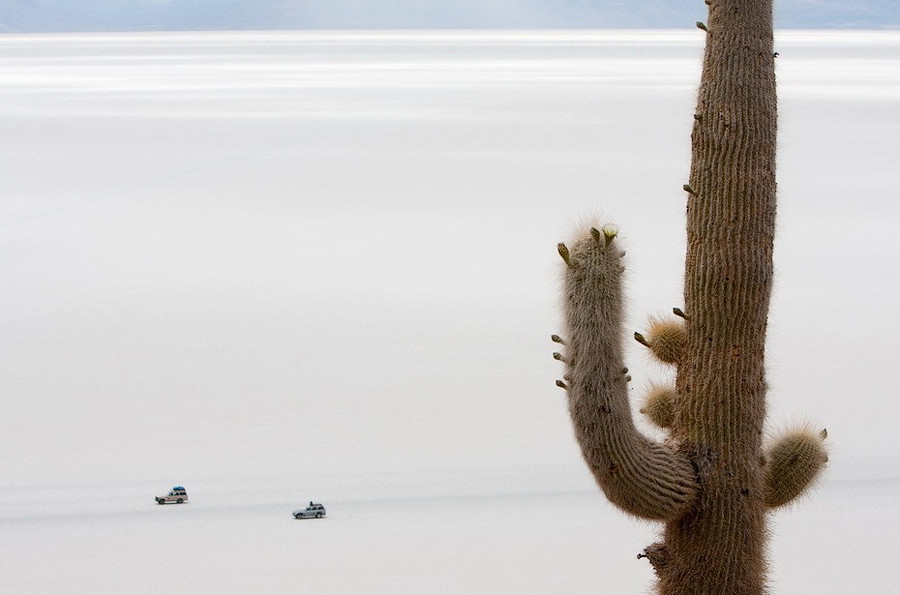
763 428 828 508
558 227 698 521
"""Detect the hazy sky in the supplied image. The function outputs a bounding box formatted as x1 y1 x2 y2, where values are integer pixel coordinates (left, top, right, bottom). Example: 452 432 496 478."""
1 0 897 32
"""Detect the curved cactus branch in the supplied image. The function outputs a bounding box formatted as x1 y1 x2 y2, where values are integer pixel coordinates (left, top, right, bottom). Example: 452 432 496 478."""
559 227 698 521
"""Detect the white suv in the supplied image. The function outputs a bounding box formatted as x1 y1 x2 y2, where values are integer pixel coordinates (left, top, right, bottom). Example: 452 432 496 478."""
155 486 189 504
293 502 326 519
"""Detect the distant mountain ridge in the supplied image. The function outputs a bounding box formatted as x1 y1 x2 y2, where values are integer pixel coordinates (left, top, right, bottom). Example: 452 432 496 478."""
1 0 897 33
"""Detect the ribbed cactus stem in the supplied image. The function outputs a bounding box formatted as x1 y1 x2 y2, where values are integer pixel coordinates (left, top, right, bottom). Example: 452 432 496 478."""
763 427 829 508
658 1 778 591
559 227 698 521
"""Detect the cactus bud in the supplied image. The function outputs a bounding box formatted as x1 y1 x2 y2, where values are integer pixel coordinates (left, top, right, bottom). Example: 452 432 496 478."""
634 332 650 348
557 243 572 267
601 224 619 247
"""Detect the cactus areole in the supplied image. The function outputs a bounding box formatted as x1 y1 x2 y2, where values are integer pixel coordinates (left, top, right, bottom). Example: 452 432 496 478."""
555 1 826 594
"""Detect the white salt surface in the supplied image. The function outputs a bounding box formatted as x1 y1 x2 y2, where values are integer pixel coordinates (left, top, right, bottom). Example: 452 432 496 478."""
2 473 898 594
1 30 899 593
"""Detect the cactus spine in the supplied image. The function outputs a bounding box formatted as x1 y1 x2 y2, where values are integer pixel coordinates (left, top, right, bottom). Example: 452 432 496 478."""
554 2 827 593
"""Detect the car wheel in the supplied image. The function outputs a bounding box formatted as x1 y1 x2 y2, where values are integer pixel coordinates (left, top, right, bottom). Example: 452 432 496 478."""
176 498 183 504
315 512 322 518
296 514 303 519
156 499 164 505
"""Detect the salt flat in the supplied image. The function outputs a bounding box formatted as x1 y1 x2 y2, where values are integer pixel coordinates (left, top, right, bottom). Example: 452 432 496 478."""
2 473 897 594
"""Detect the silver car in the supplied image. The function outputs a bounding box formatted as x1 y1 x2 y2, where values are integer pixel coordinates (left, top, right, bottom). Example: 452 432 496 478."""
293 502 326 519
155 486 188 504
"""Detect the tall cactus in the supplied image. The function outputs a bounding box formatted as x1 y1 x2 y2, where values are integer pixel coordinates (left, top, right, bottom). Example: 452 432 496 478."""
554 2 827 593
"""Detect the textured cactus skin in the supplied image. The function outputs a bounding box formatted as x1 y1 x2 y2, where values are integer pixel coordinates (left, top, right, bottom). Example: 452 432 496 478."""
554 1 826 593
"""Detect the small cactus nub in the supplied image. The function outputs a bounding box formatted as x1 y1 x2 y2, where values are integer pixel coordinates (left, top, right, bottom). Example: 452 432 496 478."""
642 316 687 364
763 427 829 508
640 385 677 429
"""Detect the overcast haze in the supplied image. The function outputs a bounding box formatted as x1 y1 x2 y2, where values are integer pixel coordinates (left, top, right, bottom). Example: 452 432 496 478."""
1 0 899 32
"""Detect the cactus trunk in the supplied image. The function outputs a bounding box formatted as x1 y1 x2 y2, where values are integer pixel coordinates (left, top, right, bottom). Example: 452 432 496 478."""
555 1 826 593
661 1 777 592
